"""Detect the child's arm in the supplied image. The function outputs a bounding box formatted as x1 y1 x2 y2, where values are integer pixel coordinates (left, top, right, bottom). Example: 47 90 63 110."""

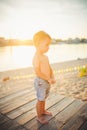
46 57 56 84
50 67 55 79
35 66 51 81
48 67 56 84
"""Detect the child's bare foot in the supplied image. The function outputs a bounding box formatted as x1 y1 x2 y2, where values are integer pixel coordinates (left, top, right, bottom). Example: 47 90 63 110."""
36 116 49 124
43 111 52 116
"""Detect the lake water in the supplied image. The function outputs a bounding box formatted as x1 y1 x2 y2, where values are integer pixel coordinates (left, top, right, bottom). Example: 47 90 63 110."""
0 44 87 72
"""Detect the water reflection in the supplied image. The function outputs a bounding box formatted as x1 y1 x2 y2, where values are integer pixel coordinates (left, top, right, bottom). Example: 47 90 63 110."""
12 46 35 67
0 44 87 71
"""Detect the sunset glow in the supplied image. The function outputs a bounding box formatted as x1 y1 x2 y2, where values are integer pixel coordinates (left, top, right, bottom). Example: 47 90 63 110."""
0 0 87 39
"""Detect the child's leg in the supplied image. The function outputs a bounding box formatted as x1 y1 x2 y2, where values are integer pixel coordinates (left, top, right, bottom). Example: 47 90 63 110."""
36 100 44 116
42 101 52 116
36 100 48 124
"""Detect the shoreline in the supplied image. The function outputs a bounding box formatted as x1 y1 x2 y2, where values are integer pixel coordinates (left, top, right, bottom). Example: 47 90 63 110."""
0 42 87 47
0 58 87 101
0 58 87 73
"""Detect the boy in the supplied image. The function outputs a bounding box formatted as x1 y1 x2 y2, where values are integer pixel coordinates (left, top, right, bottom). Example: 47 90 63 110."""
32 31 56 124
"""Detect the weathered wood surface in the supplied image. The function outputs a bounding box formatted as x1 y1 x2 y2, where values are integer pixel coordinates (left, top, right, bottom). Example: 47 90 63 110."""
0 89 87 130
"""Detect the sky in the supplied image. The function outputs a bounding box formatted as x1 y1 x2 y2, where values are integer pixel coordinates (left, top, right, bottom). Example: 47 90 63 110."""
0 0 87 39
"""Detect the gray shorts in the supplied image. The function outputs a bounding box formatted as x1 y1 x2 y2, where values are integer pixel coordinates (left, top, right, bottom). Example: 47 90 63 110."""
34 77 50 101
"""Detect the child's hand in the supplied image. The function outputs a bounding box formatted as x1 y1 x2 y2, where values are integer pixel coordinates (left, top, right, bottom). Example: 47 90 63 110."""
51 78 56 84
48 78 56 84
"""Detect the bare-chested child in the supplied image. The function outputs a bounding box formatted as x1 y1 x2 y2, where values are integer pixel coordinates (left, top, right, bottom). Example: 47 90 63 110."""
32 31 56 124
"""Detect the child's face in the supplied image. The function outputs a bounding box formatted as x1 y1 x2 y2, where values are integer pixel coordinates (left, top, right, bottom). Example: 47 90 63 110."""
38 38 51 53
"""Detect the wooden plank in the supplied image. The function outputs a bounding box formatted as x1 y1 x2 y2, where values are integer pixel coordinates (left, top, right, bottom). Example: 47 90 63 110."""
0 89 35 109
45 93 65 109
7 93 61 119
25 116 61 130
38 117 59 130
0 88 34 109
55 99 86 125
0 91 36 113
7 99 36 119
0 113 9 125
25 97 74 130
61 103 87 130
15 94 65 125
0 113 26 130
79 121 87 130
0 78 33 98
33 115 63 130
0 88 34 107
47 97 74 116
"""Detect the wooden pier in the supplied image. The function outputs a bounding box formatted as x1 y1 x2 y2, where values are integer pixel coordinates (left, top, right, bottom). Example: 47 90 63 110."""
0 60 87 130
0 77 87 130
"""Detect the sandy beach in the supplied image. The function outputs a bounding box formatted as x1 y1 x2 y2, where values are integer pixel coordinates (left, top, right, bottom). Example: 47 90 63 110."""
0 58 87 101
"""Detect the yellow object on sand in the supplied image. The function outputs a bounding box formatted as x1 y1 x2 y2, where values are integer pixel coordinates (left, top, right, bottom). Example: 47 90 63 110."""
79 66 87 77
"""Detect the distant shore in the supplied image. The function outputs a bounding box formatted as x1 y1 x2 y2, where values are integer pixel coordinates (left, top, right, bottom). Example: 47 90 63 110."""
0 42 87 47
0 37 87 47
0 58 87 101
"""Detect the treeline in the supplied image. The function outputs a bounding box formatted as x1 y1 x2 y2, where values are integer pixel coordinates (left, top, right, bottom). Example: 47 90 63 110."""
0 37 33 46
0 37 87 46
53 37 87 44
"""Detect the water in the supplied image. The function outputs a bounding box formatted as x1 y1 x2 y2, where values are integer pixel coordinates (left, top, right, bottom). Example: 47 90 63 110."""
0 43 87 72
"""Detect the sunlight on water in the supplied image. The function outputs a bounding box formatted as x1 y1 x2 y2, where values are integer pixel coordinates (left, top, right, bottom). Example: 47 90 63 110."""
0 44 87 71
12 46 35 67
